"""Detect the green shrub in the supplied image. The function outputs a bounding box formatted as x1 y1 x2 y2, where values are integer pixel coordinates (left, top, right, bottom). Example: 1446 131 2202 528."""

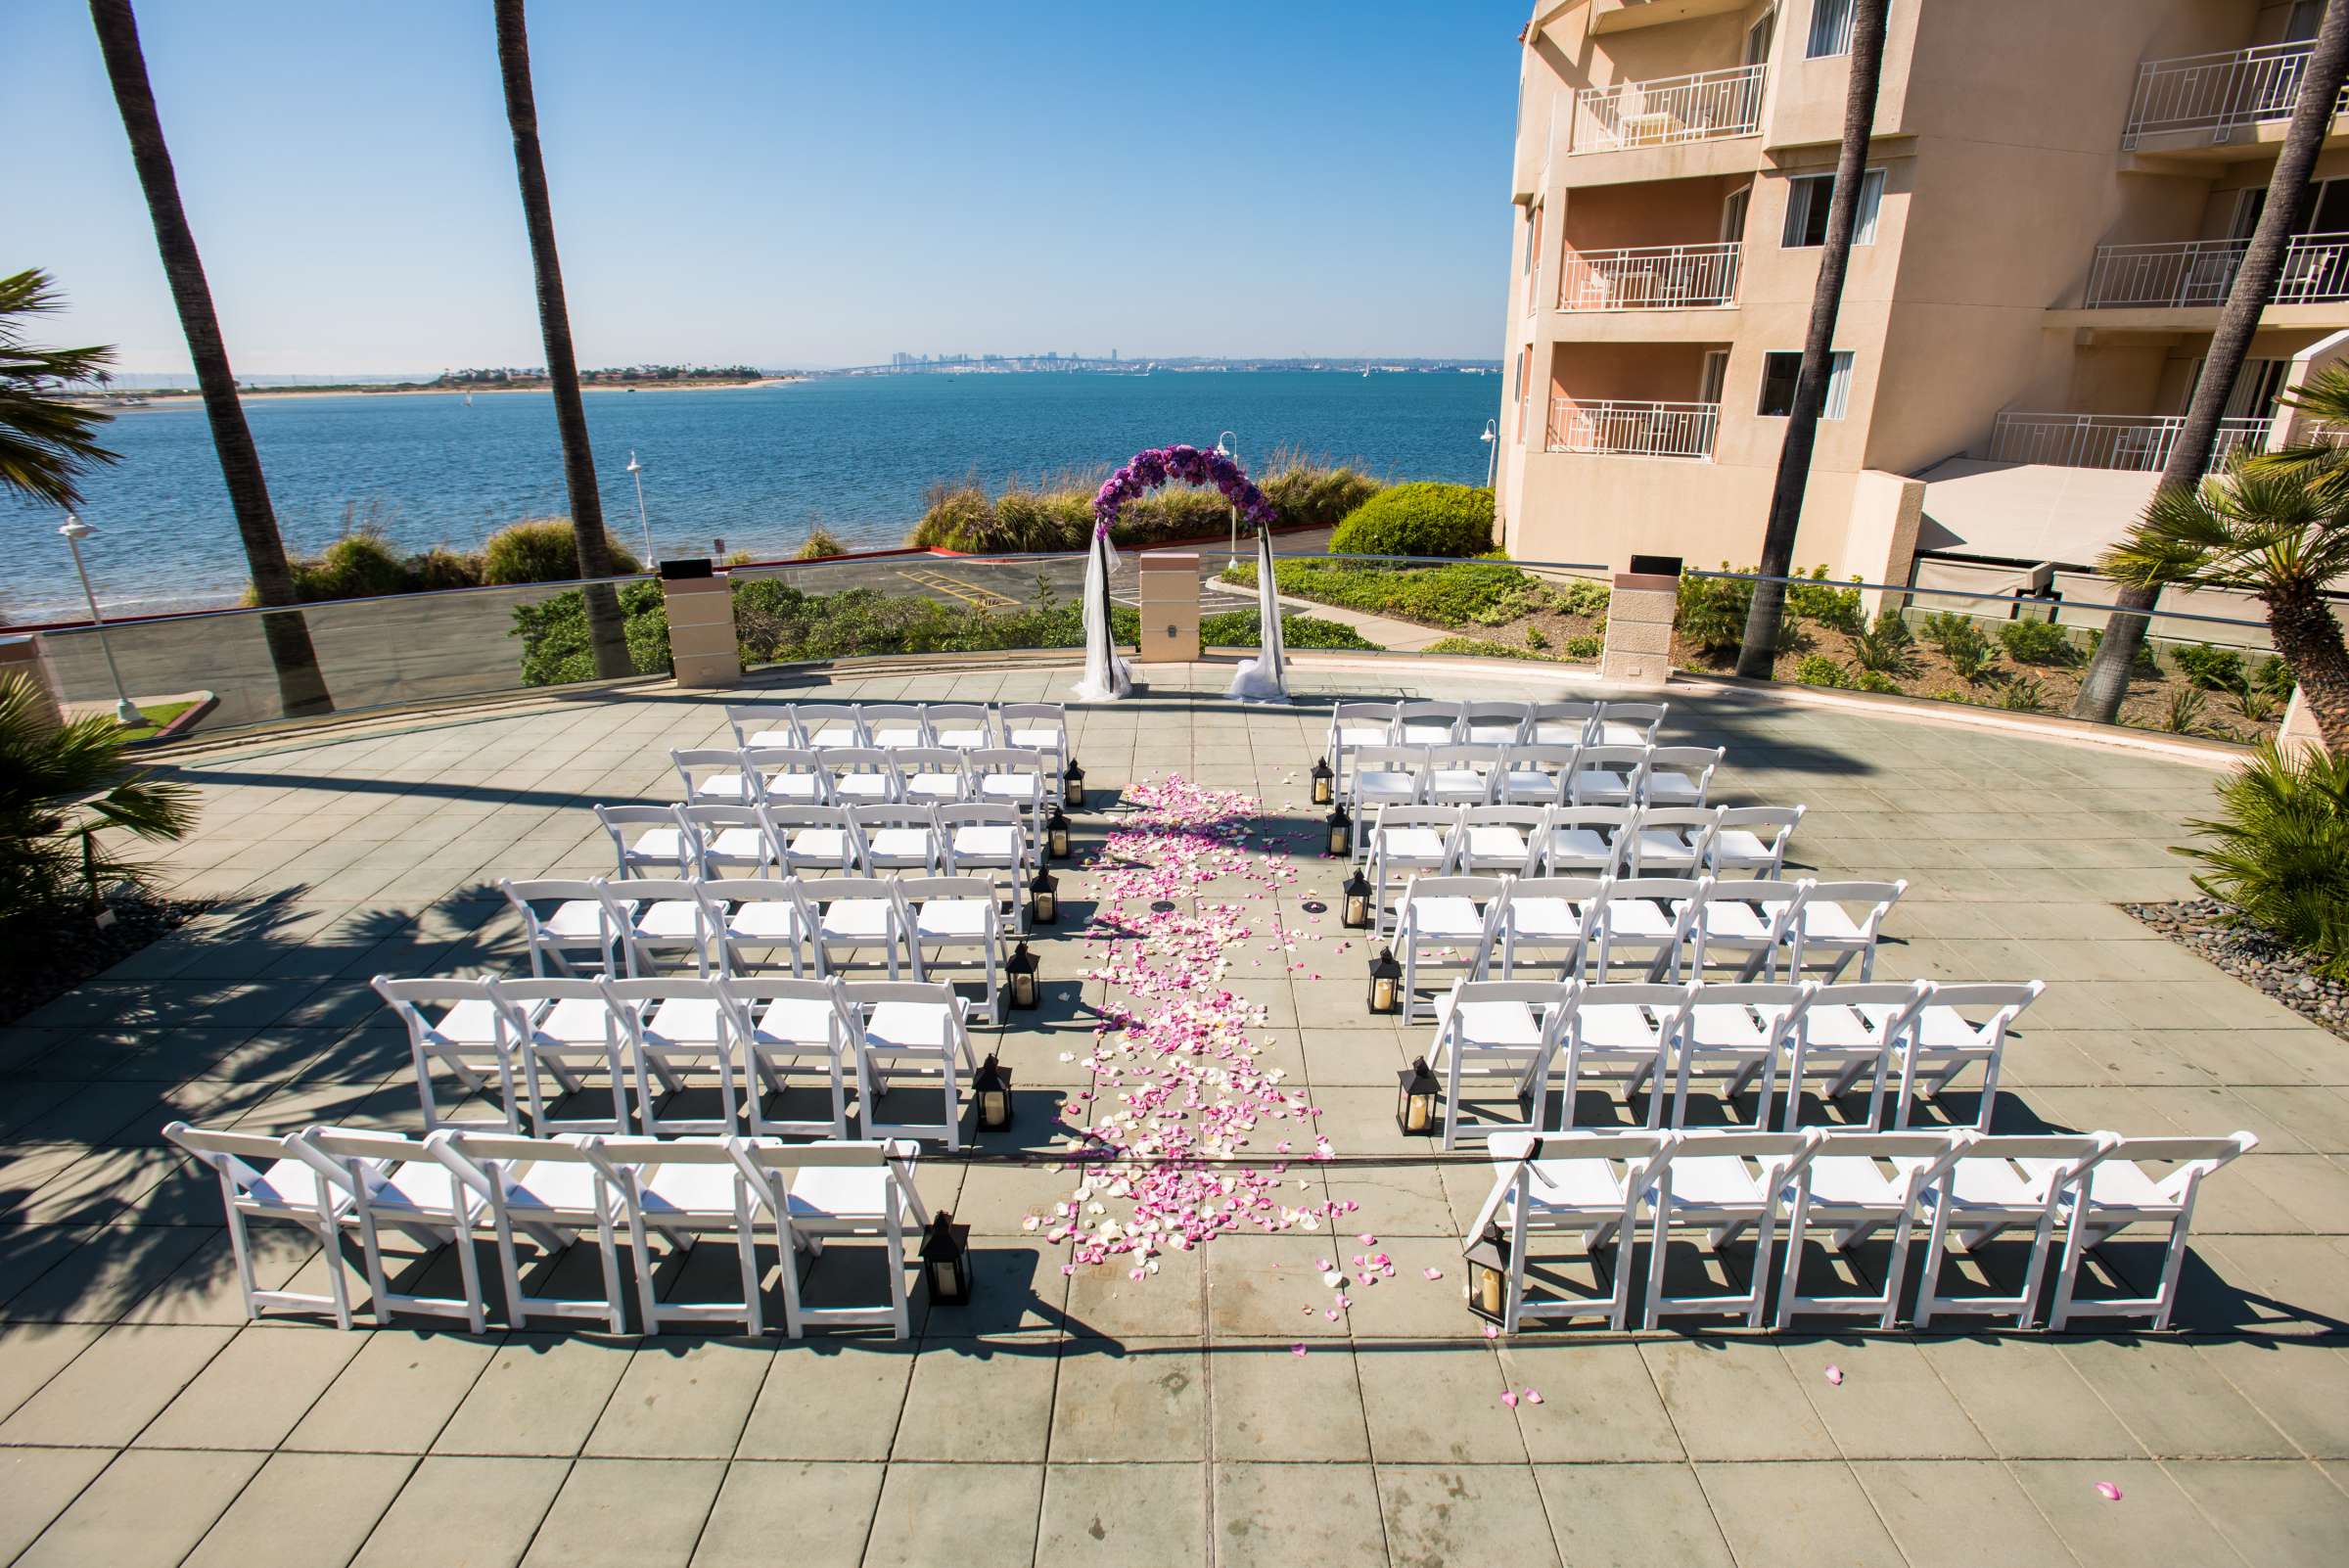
1563 633 1603 659
1522 625 1549 651
408 545 485 592
1999 675 2049 713
1327 482 1496 559
1997 618 2076 666
2178 741 2349 977
510 578 670 685
1553 577 1612 620
1196 609 1378 651
1851 610 1918 676
483 519 642 584
1794 655 1852 689
1785 568 1865 636
2254 653 2297 700
2160 687 2206 734
1853 670 1904 694
2234 684 2280 724
2086 625 2161 677
1674 568 1805 661
1257 452 1383 531
796 527 849 561
2168 642 2246 692
906 458 1384 552
1225 558 1546 631
1422 635 1550 661
1922 612 1999 681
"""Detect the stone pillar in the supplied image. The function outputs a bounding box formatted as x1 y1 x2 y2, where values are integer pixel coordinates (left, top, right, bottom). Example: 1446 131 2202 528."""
663 572 742 689
0 634 63 730
1137 552 1200 663
1599 571 1678 687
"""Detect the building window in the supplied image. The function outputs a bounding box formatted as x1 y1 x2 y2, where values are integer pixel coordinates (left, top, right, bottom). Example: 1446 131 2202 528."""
1781 168 1885 248
1757 350 1854 418
1807 0 1856 59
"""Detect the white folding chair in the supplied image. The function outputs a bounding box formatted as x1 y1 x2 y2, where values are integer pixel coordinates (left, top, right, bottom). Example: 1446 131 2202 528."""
942 801 1032 924
899 875 1007 1025
765 803 862 878
1326 700 1400 796
730 1137 930 1339
1679 877 1808 981
604 976 743 1137
594 1135 765 1334
1913 1132 2115 1329
430 1130 627 1333
968 748 1049 840
1784 981 1931 1132
1463 701 1531 745
1893 981 2044 1131
1528 700 1599 747
846 980 980 1149
809 876 913 977
2048 1131 2256 1331
1367 805 1461 939
723 702 799 750
1642 1129 1822 1328
596 804 692 878
673 747 760 807
926 702 994 753
162 1122 356 1329
1709 806 1805 879
1494 743 1579 807
1495 874 1604 980
853 803 945 874
793 703 866 749
1640 746 1722 808
1397 699 1466 745
1554 981 1697 1130
699 877 823 979
720 975 855 1140
502 877 620 978
1471 1130 1679 1331
1425 743 1499 806
892 748 970 807
818 746 898 807
676 803 782 880
1591 701 1666 747
1456 805 1547 877
1395 874 1508 1023
301 1127 488 1332
1670 982 1816 1130
1349 745 1428 862
596 876 715 977
861 703 929 751
1541 806 1633 878
1570 745 1650 807
1428 979 1571 1149
373 975 524 1133
748 746 828 808
1776 1129 1975 1329
1621 806 1724 878
1788 880 1906 981
999 704 1069 796
488 977 636 1135
1588 876 1704 981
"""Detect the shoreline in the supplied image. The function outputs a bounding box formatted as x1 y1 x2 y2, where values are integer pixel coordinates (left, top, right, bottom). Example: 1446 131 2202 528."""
99 377 803 408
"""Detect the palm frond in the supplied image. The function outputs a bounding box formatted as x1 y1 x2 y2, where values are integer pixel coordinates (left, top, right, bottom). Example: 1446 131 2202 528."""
0 269 120 509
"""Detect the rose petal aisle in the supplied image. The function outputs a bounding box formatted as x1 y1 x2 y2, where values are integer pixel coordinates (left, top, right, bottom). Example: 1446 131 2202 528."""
1029 774 1359 1280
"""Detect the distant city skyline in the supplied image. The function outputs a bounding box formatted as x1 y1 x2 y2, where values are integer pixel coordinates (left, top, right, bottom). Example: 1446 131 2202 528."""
18 0 1527 376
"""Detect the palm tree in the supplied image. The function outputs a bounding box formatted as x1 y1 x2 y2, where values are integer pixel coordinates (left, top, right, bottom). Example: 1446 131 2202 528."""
0 269 121 509
493 0 631 680
2072 1 2349 723
2256 361 2349 506
0 672 195 929
2103 460 2349 751
1735 0 1891 678
88 0 332 717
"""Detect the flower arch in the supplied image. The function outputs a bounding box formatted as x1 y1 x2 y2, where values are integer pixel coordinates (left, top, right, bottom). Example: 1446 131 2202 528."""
1091 443 1277 537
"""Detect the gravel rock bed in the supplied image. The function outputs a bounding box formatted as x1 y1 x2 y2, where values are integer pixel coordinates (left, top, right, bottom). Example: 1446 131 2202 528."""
0 894 202 1029
2124 896 2349 1039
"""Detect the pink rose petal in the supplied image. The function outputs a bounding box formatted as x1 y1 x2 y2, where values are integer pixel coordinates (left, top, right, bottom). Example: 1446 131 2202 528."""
1482 1322 1500 1339
1499 1391 1519 1408
1290 1343 1310 1357
2095 1482 2123 1501
1423 1268 1444 1280
1823 1364 1844 1386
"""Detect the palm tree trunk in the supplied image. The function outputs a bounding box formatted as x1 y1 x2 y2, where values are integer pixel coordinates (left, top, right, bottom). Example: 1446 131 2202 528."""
88 0 332 718
493 0 630 680
1735 0 1890 678
2073 1 2349 723
2265 579 2349 752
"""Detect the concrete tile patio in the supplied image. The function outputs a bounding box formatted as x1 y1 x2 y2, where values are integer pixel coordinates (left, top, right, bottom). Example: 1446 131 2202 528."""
1 659 2345 1565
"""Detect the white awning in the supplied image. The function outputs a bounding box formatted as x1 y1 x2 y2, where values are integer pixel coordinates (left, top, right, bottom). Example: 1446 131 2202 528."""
1911 458 2157 570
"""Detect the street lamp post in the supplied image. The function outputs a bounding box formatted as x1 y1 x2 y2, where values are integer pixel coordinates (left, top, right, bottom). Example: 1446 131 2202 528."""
624 450 653 565
1214 430 1240 563
1481 418 1498 488
57 516 144 726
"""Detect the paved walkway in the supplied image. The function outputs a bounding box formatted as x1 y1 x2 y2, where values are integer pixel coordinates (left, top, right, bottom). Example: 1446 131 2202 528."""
1 661 2344 1567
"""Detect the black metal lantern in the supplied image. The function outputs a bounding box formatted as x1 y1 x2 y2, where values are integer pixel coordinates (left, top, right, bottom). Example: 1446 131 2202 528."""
1341 867 1373 931
1311 757 1334 806
1367 945 1403 1016
975 1052 1014 1131
1324 802 1352 859
1006 941 1039 1010
1463 1222 1510 1326
1045 806 1071 861
1028 866 1060 927
1397 1055 1439 1136
1063 760 1086 808
921 1212 973 1306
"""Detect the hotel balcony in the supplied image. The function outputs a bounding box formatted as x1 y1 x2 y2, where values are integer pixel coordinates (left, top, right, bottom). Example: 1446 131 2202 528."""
2122 39 2349 157
1547 395 1719 459
1986 410 2270 472
1556 242 1741 311
2082 231 2349 309
1569 64 1766 156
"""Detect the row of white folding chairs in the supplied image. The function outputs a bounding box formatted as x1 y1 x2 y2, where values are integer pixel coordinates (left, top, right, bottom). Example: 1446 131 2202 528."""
673 745 1054 830
1425 976 2042 1148
598 801 1036 895
164 1120 931 1338
727 698 1066 768
1345 743 1723 831
1467 1124 2254 1334
499 874 1013 1013
1329 699 1665 787
1385 873 1906 1020
374 973 984 1146
1365 803 1802 933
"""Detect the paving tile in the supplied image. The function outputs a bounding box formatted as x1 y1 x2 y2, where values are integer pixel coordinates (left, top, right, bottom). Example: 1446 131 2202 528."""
520 1456 726 1568
890 1336 1060 1462
1375 1463 1561 1568
582 1336 770 1458
1638 1337 1837 1461
1695 1458 1906 1568
1778 1337 1991 1458
1498 1340 1684 1462
349 1454 570 1568
1215 1461 1386 1567
137 1320 366 1450
863 1460 1041 1568
1915 1335 2146 1458
15 1448 264 1568
2166 1457 2349 1568
0 1447 115 1566
732 1340 915 1460
1357 1340 1527 1464
284 1327 499 1453
1062 1244 1205 1338
433 1333 633 1456
689 1460 882 1568
1532 1461 1734 1568
2194 1339 2349 1459
2007 1458 2246 1568
1850 1458 2072 1568
0 1219 220 1323
1036 1461 1209 1567
2061 1337 2295 1457
0 1320 234 1446
1209 1338 1369 1462
182 1451 415 1568
0 1322 104 1423
1049 1338 1206 1461
1206 1233 1353 1337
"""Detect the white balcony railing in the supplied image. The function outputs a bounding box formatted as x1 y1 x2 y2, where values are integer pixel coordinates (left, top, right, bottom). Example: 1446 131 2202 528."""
1570 64 1767 155
1547 397 1719 459
1987 411 2273 472
2084 231 2349 308
1556 242 1742 310
2123 40 2349 147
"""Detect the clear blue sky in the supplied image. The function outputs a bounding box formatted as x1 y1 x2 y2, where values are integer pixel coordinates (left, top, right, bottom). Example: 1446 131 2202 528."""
17 0 1528 375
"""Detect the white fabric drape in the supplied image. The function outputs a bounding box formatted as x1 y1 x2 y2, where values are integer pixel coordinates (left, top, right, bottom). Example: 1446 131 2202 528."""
1224 530 1290 703
1073 529 1131 702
